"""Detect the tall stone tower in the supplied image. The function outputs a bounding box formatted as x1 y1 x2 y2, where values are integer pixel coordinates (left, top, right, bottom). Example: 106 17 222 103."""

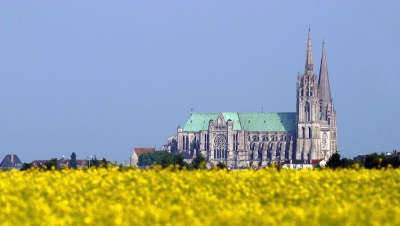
318 41 337 159
296 29 321 163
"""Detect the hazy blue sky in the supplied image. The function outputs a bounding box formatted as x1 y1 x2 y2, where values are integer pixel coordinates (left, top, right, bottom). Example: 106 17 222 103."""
0 1 399 163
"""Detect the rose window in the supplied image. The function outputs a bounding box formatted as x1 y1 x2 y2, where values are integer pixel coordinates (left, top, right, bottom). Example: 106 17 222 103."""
214 134 227 150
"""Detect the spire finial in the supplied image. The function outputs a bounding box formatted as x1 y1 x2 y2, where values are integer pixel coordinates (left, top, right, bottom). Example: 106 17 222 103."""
305 27 313 73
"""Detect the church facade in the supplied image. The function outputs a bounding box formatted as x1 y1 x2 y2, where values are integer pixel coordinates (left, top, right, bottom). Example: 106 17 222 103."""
165 30 337 168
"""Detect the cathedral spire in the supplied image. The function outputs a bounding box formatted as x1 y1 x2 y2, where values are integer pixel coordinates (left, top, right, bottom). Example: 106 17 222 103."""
318 41 332 102
305 26 313 73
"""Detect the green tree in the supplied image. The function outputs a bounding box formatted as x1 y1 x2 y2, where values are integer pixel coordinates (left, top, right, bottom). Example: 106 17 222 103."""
216 162 226 170
69 152 77 169
326 153 342 169
88 156 100 168
138 151 188 169
20 163 33 171
101 158 110 168
364 153 381 169
190 155 207 169
45 158 58 170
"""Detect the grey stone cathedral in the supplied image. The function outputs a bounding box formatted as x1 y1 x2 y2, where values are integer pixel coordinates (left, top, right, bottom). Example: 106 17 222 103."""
165 30 337 168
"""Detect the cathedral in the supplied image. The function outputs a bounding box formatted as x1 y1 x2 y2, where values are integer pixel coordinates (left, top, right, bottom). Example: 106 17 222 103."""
165 30 337 168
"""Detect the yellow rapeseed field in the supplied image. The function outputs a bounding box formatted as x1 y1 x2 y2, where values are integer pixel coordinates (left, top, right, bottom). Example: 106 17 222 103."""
0 167 399 226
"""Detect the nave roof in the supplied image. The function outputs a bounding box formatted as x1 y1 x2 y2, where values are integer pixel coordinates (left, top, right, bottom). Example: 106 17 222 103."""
182 112 296 132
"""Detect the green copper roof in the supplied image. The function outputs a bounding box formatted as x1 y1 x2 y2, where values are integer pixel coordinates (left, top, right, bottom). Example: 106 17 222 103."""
239 112 296 132
182 112 296 132
183 112 242 131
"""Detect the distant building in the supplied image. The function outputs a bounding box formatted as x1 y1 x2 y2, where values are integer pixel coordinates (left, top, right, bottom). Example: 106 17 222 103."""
0 154 23 170
130 147 155 166
31 159 88 168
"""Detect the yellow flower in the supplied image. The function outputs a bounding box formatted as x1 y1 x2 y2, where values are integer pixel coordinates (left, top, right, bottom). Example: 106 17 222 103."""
0 168 399 225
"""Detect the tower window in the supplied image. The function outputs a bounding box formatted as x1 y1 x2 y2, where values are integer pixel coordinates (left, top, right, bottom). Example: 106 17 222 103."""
305 102 311 121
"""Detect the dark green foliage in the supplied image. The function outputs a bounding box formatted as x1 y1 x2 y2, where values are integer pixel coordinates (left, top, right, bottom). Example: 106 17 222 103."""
88 156 101 168
161 153 188 169
101 158 111 168
138 151 189 169
364 153 381 169
138 151 169 166
326 153 342 169
341 158 355 168
354 152 400 169
45 158 58 170
87 157 110 168
326 153 355 169
69 152 77 169
382 154 400 168
191 155 207 169
20 163 33 171
216 162 226 170
326 151 400 169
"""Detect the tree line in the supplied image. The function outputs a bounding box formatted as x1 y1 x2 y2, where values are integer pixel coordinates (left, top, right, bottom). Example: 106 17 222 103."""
138 151 226 170
20 152 112 171
326 152 400 169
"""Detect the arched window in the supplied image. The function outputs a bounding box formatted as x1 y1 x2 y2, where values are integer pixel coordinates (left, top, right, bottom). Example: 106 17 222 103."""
305 102 311 121
302 127 305 138
309 127 312 138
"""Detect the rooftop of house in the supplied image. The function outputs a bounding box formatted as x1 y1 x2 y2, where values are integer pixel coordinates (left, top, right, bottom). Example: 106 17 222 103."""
134 147 156 156
0 154 23 169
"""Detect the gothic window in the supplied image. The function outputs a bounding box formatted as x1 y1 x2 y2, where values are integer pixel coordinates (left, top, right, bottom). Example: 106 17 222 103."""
214 134 227 159
302 127 305 138
309 128 312 138
233 134 239 151
250 143 255 151
208 134 210 150
305 102 311 121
